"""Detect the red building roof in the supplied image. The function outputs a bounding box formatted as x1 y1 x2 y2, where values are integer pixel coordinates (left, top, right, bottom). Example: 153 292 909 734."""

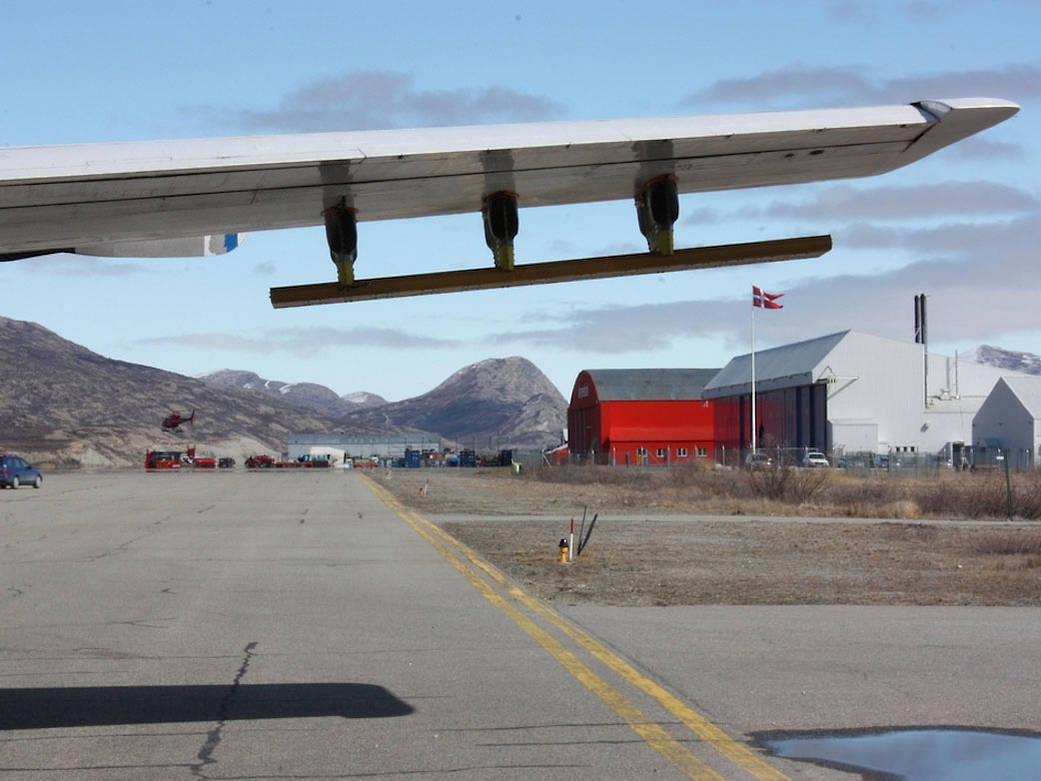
568 369 720 465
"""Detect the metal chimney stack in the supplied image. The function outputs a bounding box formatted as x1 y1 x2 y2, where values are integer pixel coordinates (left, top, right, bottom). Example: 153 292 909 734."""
914 294 928 406
914 294 927 345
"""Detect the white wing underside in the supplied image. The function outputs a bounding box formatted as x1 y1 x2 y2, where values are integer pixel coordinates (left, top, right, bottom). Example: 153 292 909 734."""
0 97 1018 255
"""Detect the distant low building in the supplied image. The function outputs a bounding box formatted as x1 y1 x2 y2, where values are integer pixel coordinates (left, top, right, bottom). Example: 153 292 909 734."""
287 431 441 463
567 369 718 465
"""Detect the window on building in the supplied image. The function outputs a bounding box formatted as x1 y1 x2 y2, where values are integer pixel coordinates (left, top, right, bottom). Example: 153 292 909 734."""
636 447 648 456
656 448 666 458
677 447 688 457
696 447 708 457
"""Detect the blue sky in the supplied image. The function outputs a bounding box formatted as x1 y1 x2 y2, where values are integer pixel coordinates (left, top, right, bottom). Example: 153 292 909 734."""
1 0 1038 402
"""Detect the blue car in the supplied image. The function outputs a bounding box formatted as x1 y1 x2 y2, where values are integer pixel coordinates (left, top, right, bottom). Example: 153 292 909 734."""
0 453 43 489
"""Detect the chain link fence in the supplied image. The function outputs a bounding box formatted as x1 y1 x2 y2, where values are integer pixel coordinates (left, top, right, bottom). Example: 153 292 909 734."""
559 445 1038 475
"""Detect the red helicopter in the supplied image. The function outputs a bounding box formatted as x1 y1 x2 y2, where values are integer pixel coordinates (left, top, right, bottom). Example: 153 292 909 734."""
162 409 195 431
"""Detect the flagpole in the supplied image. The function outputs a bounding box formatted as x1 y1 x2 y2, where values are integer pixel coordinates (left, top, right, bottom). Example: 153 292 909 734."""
749 285 782 459
750 297 757 455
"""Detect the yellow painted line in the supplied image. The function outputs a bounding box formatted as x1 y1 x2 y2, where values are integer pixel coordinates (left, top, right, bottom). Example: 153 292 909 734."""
365 479 789 781
511 589 789 781
361 476 724 780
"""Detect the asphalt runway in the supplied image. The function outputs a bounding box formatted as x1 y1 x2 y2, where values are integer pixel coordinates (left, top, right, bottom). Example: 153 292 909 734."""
2 471 1039 780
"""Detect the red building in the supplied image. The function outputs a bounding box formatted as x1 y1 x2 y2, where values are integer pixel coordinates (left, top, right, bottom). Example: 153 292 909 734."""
567 369 719 465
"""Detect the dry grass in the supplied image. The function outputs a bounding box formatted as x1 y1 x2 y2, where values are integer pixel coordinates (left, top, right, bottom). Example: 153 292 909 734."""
745 465 830 503
514 463 1041 520
436 517 1041 606
971 529 1041 572
375 469 1041 605
972 529 1041 556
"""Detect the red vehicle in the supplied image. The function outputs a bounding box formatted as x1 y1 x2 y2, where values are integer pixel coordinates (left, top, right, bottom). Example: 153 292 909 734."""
275 455 331 468
162 409 195 431
145 449 184 470
192 452 217 469
245 454 275 468
145 446 215 470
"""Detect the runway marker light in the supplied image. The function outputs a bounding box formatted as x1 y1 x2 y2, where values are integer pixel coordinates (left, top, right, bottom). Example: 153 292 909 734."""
559 538 569 563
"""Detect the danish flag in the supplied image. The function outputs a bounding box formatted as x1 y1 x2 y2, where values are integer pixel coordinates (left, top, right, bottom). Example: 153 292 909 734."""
752 285 783 309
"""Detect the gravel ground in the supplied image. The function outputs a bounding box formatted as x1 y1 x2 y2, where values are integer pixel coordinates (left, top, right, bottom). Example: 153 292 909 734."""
374 468 1041 606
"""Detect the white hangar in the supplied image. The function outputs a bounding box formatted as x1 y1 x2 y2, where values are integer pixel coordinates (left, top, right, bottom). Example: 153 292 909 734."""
973 376 1041 469
703 330 1029 463
286 432 442 464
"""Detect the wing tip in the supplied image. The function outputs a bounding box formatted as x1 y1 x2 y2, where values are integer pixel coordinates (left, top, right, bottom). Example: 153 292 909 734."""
916 97 1020 121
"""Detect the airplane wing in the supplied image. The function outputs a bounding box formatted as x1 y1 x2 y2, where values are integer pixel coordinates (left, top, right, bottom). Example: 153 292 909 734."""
0 97 1018 305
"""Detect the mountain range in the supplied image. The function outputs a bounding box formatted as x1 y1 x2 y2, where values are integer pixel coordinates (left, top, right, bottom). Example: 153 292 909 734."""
0 317 363 468
198 369 386 418
3 314 1037 468
0 316 568 468
198 358 568 450
339 357 568 449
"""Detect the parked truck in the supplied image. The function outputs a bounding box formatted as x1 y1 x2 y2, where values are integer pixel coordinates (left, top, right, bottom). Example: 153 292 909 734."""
145 446 215 470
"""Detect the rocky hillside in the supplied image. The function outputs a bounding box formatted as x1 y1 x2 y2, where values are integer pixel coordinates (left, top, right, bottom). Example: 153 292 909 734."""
964 345 1041 375
0 318 568 467
344 357 568 449
198 369 386 418
0 317 381 468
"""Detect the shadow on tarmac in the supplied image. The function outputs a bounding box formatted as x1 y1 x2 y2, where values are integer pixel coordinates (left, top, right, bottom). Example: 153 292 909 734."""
0 683 413 729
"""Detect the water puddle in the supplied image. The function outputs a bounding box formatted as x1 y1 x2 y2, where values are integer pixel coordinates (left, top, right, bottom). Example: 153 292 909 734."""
757 728 1041 780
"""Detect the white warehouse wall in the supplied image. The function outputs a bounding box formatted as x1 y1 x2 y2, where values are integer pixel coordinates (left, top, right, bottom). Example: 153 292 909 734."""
817 333 930 453
973 377 1041 467
706 330 1033 457
817 334 1017 455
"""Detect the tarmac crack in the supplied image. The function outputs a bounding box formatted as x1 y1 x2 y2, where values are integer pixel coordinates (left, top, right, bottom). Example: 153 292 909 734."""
190 641 257 779
87 531 154 562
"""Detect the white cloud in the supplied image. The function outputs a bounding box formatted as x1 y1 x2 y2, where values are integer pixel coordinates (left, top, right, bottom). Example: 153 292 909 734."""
682 63 1041 111
20 254 150 276
134 326 461 356
743 182 1039 222
948 137 1026 161
489 215 1041 354
190 70 567 133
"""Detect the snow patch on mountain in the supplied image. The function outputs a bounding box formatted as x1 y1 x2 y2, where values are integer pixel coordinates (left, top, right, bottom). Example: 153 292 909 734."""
961 345 1041 376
